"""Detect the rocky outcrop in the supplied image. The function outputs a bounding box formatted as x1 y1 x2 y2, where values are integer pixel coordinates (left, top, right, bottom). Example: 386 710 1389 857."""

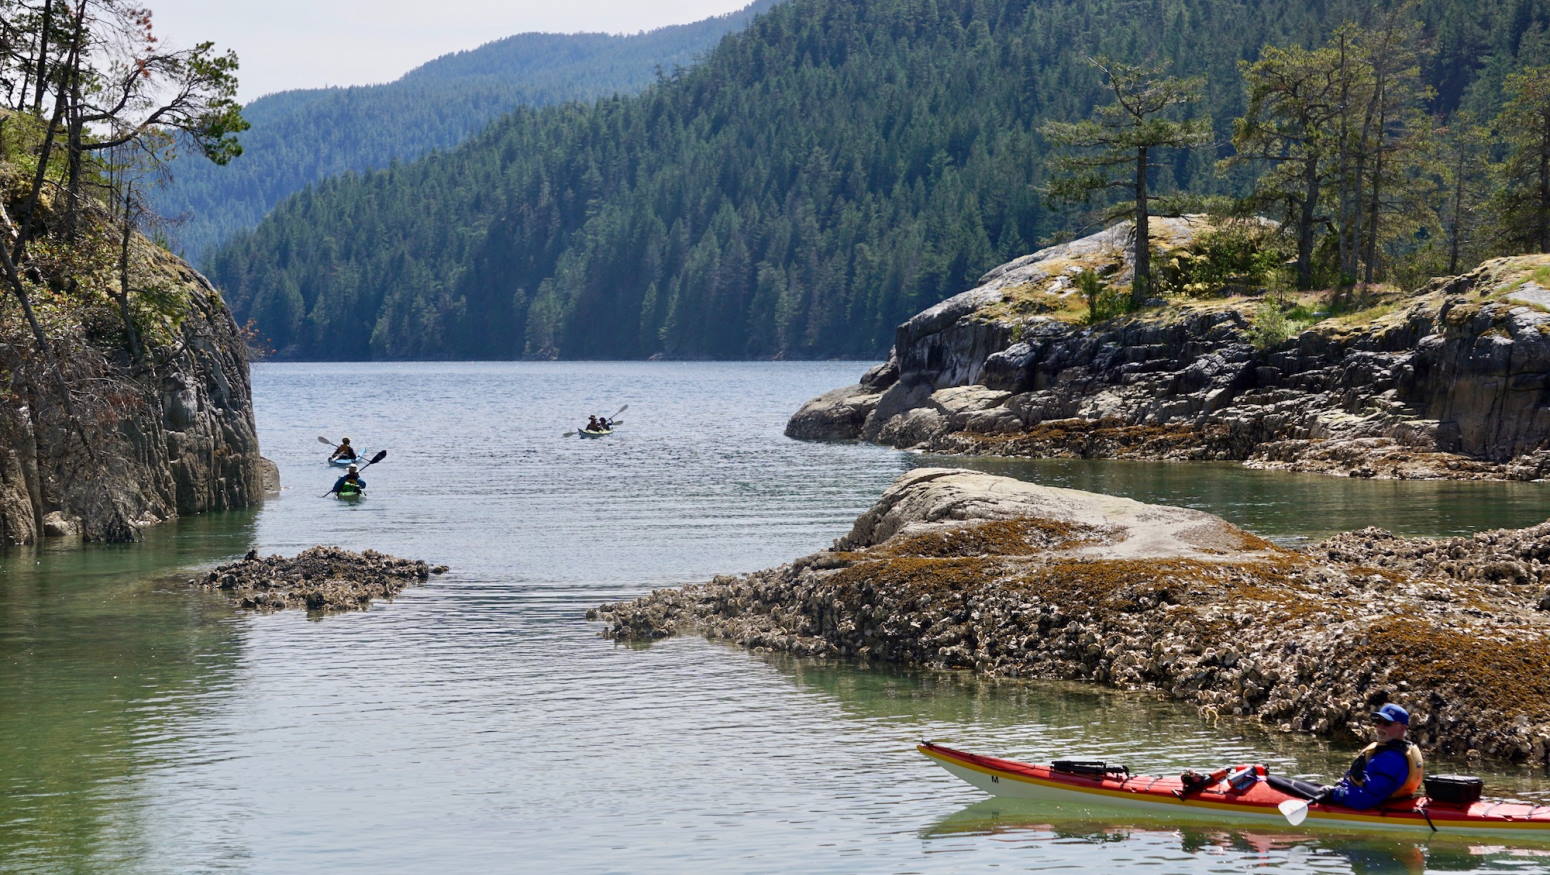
591 469 1550 764
788 218 1550 480
196 547 448 612
0 240 274 545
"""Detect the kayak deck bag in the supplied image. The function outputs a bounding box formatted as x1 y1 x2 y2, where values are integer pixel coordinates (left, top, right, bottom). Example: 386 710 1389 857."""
1424 775 1484 805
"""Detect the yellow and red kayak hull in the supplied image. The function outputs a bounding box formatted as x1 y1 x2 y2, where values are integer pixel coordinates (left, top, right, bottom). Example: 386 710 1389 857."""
919 742 1550 838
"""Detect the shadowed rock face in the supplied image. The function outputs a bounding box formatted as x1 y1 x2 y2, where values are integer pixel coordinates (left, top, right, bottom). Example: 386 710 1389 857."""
0 245 274 545
592 468 1550 765
788 219 1550 480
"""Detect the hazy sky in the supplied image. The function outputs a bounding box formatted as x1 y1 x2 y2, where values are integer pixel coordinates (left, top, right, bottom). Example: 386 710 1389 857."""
145 0 757 101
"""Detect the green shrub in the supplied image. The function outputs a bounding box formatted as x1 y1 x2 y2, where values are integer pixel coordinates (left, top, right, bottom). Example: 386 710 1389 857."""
1156 221 1293 298
1248 299 1315 350
1076 267 1131 324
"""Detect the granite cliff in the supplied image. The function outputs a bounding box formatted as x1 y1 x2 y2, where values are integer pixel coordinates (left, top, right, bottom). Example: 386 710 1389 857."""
790 217 1550 480
0 173 274 545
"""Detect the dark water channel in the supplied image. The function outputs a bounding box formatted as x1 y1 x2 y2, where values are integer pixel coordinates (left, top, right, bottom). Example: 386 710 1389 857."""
3 361 1549 873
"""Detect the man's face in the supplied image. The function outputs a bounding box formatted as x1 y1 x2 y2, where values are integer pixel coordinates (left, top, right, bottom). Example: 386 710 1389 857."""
1373 718 1405 742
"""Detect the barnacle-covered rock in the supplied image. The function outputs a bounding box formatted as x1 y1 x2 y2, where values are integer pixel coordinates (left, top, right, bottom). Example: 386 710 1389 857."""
194 546 446 613
592 468 1550 766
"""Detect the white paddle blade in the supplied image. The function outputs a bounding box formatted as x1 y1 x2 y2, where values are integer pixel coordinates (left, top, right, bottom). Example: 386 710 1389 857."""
1278 797 1310 826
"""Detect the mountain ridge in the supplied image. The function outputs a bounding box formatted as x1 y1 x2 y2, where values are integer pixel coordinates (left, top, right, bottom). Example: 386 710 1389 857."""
208 0 1550 361
150 0 779 263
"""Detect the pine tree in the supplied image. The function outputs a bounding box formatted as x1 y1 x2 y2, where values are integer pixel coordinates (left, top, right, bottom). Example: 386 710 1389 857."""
1041 57 1210 305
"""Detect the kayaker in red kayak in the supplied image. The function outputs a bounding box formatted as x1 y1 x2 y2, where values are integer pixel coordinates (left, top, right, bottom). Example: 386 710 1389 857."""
1265 703 1424 810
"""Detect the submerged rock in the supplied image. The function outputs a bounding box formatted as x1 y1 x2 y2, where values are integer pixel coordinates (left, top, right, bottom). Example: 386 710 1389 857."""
195 546 447 613
592 468 1550 766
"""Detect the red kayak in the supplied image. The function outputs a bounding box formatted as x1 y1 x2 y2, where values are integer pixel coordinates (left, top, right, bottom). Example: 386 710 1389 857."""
919 741 1550 838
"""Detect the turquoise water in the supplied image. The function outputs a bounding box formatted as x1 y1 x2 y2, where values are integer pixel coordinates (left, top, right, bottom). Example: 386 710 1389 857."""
3 361 1549 873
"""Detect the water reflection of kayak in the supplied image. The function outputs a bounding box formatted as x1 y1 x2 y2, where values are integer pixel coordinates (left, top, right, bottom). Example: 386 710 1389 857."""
919 742 1550 840
923 799 1438 872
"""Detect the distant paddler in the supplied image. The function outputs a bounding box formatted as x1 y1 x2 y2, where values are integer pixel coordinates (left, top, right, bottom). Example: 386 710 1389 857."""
564 404 627 437
328 464 366 500
328 436 358 462
318 450 388 499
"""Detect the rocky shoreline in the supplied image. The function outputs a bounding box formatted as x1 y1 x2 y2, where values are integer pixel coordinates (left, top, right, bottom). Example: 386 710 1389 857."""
195 546 447 613
787 218 1550 482
591 468 1550 765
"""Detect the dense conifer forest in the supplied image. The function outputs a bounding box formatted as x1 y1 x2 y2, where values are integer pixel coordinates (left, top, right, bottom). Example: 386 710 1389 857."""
206 0 1550 361
149 0 776 262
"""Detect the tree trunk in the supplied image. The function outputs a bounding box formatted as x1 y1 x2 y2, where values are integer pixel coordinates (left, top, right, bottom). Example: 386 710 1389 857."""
1297 154 1319 290
1449 139 1465 275
31 0 54 114
117 184 144 366
1361 98 1389 285
1133 144 1149 306
12 3 83 263
1540 109 1550 253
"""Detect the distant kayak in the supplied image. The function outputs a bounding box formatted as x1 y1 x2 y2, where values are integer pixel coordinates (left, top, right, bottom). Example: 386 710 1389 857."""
328 453 369 467
577 429 613 438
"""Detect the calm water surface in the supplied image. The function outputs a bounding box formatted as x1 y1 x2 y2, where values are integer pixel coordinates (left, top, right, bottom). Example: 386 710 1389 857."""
4 361 1550 873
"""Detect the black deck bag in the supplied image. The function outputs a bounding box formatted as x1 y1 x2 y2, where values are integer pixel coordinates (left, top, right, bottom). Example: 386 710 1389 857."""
1424 775 1484 805
1052 760 1127 778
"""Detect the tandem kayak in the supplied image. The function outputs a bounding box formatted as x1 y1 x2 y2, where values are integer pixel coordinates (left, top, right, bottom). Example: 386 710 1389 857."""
577 429 612 438
918 742 1550 839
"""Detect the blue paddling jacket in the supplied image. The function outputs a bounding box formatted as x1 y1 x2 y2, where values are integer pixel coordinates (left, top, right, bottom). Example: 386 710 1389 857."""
331 474 366 494
1327 740 1423 809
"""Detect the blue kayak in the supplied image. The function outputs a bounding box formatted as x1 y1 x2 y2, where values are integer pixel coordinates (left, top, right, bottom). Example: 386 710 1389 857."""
328 452 369 467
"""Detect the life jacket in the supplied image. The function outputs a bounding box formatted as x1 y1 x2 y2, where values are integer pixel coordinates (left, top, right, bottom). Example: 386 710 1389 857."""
1352 739 1424 799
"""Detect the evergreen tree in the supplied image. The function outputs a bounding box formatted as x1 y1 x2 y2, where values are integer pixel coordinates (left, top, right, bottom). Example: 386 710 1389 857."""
1493 65 1550 253
1041 57 1210 305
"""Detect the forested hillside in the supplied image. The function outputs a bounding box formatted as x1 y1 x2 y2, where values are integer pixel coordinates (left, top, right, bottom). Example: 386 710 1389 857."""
150 0 777 262
208 0 1550 361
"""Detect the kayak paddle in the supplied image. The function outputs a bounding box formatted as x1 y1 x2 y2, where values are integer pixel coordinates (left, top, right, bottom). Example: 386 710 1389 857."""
1277 788 1329 826
320 449 388 497
317 435 334 446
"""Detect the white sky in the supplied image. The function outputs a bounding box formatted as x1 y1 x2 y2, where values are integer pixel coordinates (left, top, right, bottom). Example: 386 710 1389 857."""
145 1 757 101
